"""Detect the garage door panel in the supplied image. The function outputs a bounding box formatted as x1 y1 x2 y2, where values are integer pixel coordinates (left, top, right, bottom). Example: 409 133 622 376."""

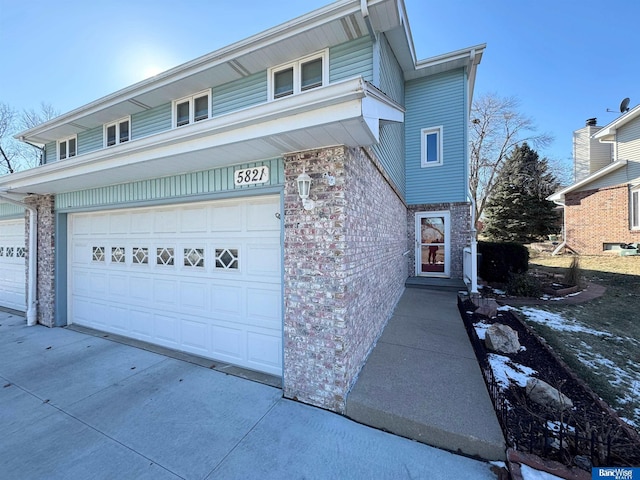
181 318 210 353
153 278 177 305
108 274 129 297
0 219 26 312
89 272 108 295
246 287 281 330
130 309 154 339
211 324 244 361
109 213 129 234
130 212 152 234
211 204 242 232
246 244 281 277
108 304 130 333
247 332 282 372
246 202 280 231
180 281 208 311
155 313 180 346
69 196 282 376
210 283 242 319
154 209 178 234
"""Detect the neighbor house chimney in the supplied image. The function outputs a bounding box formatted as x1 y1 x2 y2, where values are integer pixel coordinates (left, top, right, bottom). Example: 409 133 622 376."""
585 118 597 127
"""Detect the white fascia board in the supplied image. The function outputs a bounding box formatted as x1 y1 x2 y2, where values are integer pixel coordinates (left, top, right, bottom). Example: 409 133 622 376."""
547 159 627 202
406 44 486 81
16 0 405 144
1 77 403 193
593 104 640 140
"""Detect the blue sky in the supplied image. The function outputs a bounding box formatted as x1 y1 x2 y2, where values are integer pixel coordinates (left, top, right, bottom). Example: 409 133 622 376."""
1 0 637 168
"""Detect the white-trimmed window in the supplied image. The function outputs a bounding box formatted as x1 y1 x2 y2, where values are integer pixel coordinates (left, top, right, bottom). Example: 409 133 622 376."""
268 51 327 101
421 126 443 168
631 186 640 229
58 136 77 160
105 117 130 147
172 90 211 128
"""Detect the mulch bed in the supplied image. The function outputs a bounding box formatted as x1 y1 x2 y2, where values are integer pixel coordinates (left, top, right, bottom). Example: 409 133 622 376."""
458 298 640 470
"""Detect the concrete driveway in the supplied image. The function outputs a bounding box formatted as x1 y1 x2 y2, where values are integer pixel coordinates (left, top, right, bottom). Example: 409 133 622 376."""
0 311 497 479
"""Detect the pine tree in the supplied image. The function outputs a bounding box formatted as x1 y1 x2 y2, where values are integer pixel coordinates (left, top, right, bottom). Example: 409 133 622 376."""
483 143 559 243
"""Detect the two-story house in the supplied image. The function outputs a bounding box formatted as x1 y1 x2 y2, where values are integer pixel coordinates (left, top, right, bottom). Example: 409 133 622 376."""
549 110 640 255
0 0 484 413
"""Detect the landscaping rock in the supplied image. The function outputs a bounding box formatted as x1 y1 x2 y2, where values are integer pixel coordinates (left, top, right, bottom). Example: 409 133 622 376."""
473 298 499 318
485 323 520 354
526 378 574 411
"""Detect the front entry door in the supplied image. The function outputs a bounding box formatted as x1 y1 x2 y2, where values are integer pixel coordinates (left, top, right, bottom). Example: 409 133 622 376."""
415 211 450 277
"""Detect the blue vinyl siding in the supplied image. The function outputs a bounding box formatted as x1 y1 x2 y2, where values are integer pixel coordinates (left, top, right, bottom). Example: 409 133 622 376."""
372 122 405 197
78 125 103 155
378 34 404 105
55 158 284 210
405 68 467 205
371 32 405 196
0 203 24 218
213 72 267 117
330 36 373 83
131 103 172 140
44 142 56 164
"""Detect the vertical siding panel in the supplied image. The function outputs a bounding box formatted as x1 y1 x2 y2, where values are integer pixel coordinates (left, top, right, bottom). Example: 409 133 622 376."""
405 68 467 205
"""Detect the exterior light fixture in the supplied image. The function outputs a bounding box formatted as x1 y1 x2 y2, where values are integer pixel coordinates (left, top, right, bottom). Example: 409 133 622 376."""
296 168 315 210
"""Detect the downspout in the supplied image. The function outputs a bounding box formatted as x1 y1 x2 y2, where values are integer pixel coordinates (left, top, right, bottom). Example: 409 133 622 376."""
551 197 566 255
466 48 479 294
360 0 376 41
0 190 37 325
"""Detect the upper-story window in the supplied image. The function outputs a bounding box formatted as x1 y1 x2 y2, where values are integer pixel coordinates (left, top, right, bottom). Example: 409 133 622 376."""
105 117 130 147
268 51 327 101
421 126 443 168
58 136 77 160
173 90 211 128
631 186 640 230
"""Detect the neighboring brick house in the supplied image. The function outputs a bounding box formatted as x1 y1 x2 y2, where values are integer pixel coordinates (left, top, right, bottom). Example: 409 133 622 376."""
0 0 484 413
549 111 640 255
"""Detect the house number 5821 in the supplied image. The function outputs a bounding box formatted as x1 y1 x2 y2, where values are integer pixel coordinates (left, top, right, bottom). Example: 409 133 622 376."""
234 166 269 186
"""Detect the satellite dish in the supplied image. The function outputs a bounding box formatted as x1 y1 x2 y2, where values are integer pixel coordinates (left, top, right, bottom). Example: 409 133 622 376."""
620 97 630 113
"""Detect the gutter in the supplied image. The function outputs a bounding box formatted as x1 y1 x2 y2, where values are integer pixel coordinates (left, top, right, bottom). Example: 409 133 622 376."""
0 191 37 325
360 0 376 41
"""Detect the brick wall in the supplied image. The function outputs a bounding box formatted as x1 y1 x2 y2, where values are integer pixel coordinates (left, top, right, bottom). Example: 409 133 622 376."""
406 202 471 278
24 194 55 327
565 185 640 254
283 146 407 413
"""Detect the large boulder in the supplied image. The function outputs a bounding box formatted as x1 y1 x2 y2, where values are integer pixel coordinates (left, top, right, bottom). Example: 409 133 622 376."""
525 378 574 411
485 323 520 354
473 298 499 318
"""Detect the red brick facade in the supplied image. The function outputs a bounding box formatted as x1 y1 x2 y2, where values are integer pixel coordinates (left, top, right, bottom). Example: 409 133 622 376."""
564 184 640 254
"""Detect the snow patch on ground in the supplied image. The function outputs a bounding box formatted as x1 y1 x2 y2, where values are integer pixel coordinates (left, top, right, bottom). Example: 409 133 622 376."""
514 307 612 337
519 464 564 480
473 322 490 340
488 353 537 388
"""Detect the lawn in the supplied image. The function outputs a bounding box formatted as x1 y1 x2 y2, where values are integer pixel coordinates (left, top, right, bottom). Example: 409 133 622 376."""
512 253 640 429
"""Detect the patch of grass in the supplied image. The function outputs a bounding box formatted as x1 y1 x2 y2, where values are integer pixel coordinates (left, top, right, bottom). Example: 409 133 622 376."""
521 253 640 428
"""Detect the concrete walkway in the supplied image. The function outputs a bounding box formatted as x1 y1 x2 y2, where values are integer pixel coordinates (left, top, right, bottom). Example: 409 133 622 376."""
0 310 498 480
346 288 506 461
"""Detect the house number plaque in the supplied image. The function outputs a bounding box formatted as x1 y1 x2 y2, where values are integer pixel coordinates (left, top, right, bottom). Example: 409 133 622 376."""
234 166 270 186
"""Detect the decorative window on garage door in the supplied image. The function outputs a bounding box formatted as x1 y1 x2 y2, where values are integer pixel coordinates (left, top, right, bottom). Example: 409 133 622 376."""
215 248 238 269
184 248 204 268
133 247 149 264
157 247 175 266
92 247 105 262
111 247 125 263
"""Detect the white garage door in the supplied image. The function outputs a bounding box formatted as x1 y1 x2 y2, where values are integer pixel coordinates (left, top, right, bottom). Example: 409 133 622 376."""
69 196 283 376
0 218 26 312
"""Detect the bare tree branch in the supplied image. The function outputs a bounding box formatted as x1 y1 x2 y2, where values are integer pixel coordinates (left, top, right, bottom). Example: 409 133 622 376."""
469 93 553 227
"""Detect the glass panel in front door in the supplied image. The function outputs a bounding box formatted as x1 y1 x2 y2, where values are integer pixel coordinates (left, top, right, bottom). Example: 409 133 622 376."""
420 216 445 274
